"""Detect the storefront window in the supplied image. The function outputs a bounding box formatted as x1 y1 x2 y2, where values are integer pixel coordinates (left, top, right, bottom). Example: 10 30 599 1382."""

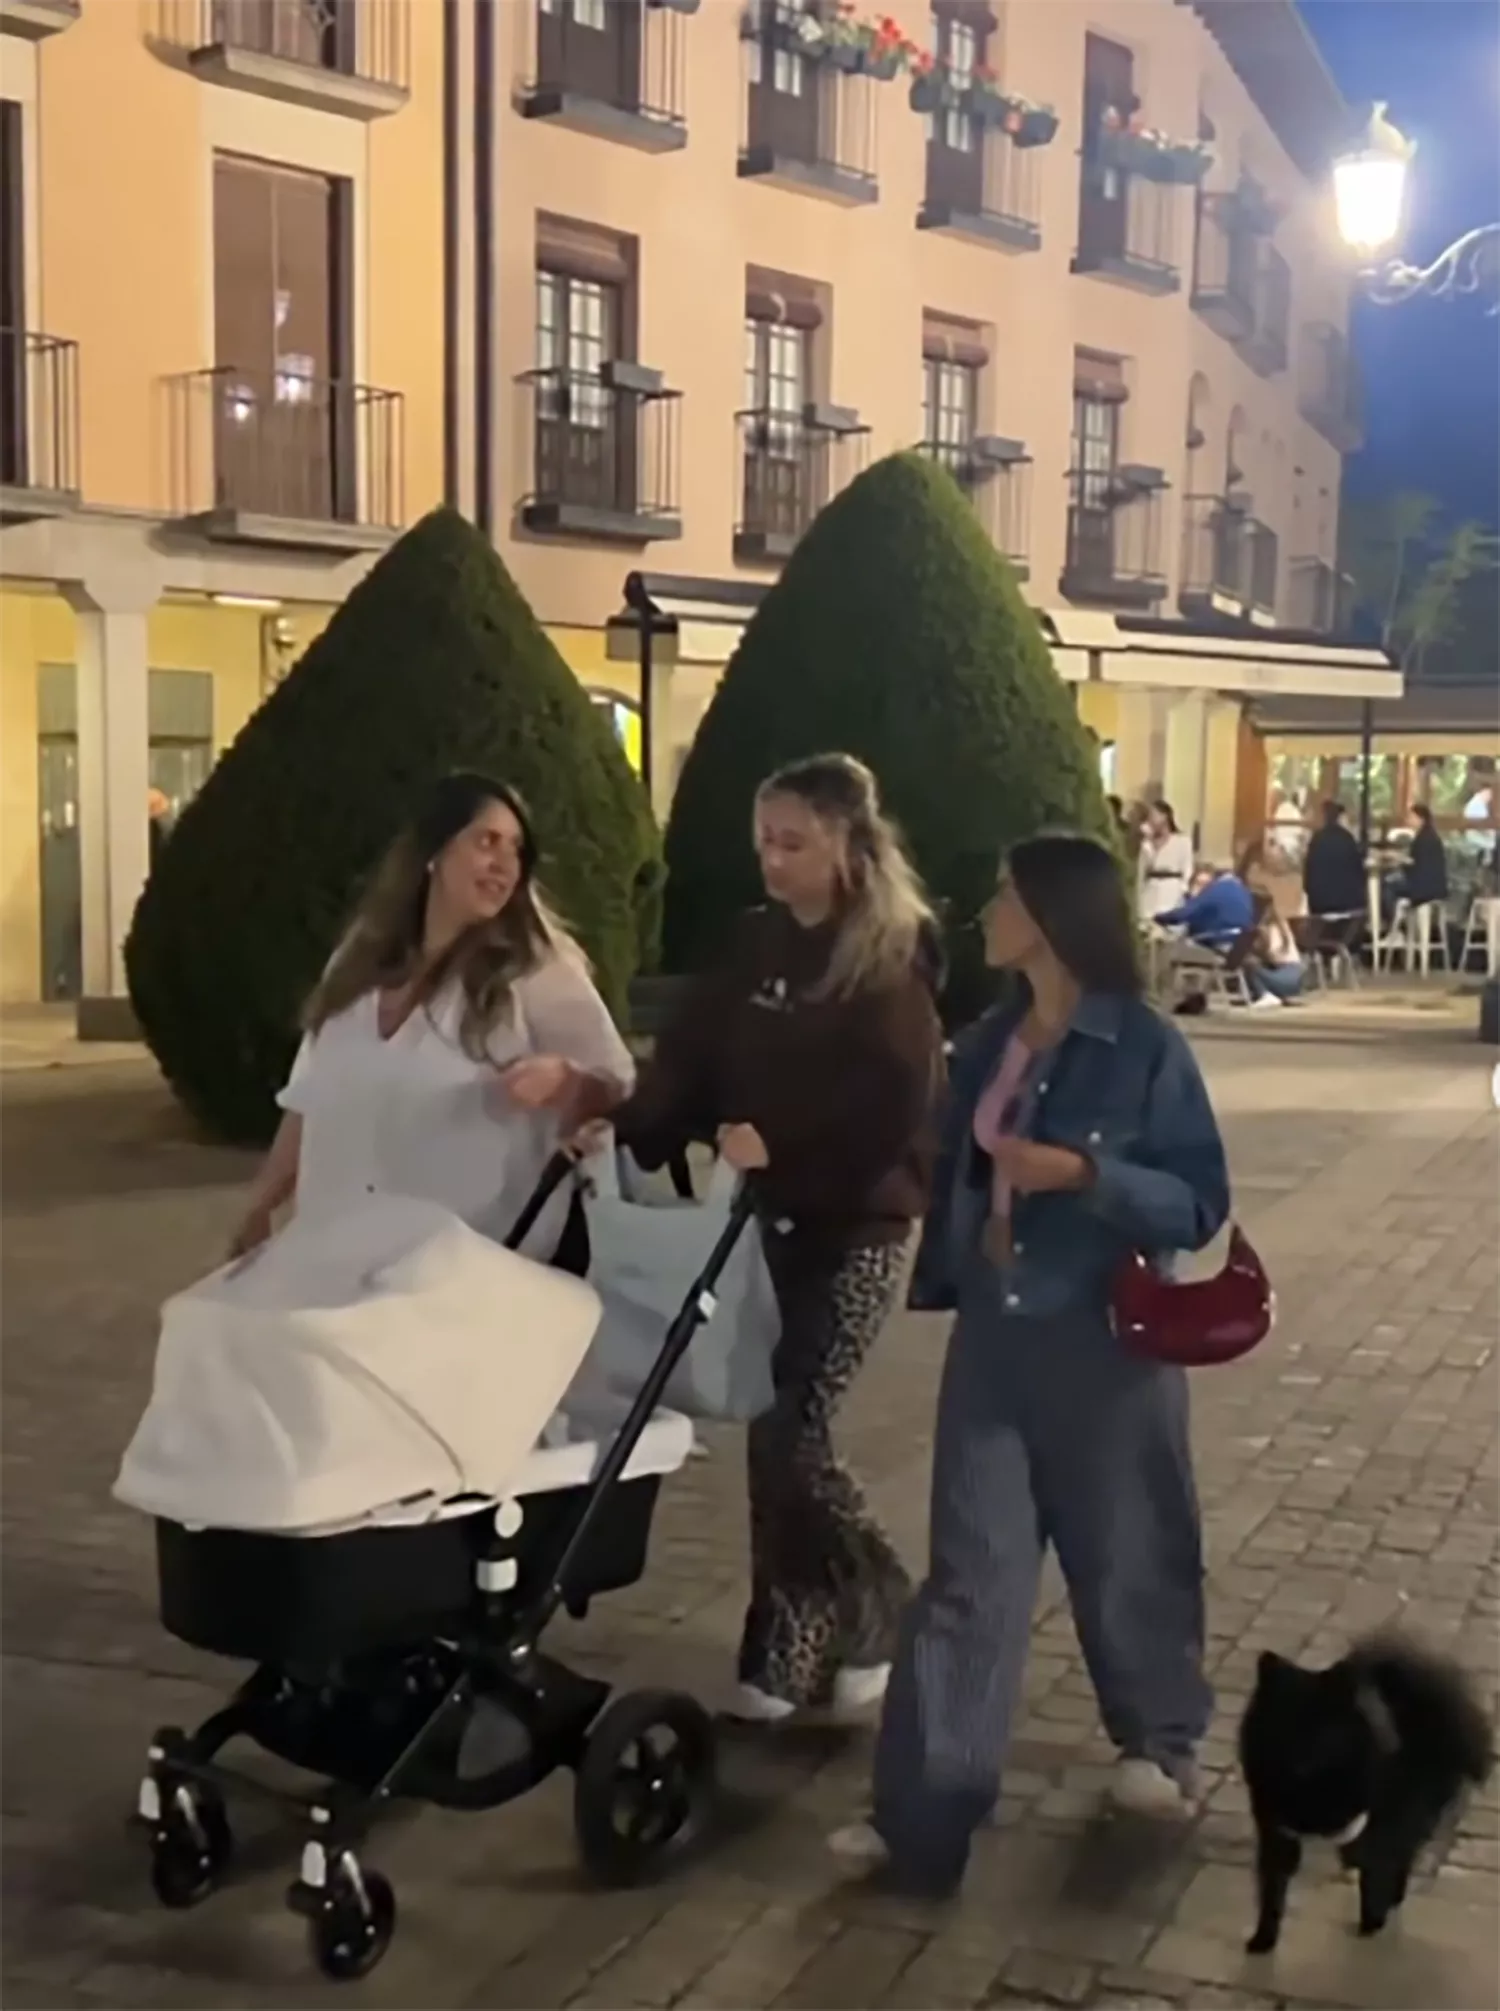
586 688 642 775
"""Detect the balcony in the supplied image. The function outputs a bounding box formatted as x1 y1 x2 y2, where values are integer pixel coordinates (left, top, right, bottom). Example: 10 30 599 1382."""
159 0 409 118
918 127 1042 254
1179 493 1251 615
734 405 869 563
517 0 691 154
919 436 1032 578
1179 494 1278 622
1287 556 1354 634
1246 517 1278 621
738 11 878 206
0 0 79 38
1060 467 1169 606
1299 322 1365 453
1239 244 1290 378
165 366 404 552
1191 192 1257 341
516 364 683 544
1074 170 1181 294
0 332 80 522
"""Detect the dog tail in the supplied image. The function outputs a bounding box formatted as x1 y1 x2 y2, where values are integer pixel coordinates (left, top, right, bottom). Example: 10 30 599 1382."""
1354 1633 1495 1786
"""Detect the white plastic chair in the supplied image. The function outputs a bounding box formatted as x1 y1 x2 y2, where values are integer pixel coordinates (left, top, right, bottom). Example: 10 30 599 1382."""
1457 896 1500 978
1379 899 1449 976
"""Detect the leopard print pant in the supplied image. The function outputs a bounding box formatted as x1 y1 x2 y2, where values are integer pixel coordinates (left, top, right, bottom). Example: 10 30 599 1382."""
737 1235 912 1707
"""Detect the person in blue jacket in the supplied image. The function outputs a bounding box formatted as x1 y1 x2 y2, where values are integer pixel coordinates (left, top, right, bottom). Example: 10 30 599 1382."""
1155 864 1255 951
829 832 1230 1897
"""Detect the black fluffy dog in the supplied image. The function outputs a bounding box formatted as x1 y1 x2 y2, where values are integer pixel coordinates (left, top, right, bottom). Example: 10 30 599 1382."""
1238 1635 1494 1954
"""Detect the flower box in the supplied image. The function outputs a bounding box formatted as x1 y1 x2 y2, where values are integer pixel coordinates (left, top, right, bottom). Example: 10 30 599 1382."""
1097 122 1211 185
1013 105 1058 148
909 67 962 114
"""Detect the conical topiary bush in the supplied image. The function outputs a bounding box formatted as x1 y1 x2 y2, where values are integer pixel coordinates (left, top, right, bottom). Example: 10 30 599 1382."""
127 507 660 1144
663 450 1111 1013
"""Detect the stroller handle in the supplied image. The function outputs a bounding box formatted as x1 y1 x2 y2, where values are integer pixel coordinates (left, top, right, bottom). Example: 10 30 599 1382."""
502 1150 578 1252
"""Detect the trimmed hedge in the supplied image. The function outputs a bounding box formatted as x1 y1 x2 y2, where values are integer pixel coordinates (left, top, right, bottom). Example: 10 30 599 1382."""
127 507 659 1144
663 450 1111 1012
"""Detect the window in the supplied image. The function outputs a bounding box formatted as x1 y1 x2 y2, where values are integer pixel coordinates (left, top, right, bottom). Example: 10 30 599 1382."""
746 0 810 96
541 0 607 26
537 267 618 427
924 356 978 466
745 317 808 452
937 17 977 154
212 153 351 518
1072 384 1120 507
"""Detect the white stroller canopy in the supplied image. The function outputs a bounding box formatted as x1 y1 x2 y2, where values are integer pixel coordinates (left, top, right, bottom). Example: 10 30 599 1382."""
115 1197 603 1535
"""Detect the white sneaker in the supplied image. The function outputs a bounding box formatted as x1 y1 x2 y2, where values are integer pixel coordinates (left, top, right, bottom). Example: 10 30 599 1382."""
831 1663 891 1716
1109 1756 1197 1819
725 1681 796 1724
828 1819 889 1871
1249 992 1285 1012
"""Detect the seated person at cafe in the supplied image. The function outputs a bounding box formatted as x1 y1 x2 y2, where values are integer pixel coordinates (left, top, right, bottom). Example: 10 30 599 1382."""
1400 804 1449 908
1243 905 1305 1010
1155 864 1255 954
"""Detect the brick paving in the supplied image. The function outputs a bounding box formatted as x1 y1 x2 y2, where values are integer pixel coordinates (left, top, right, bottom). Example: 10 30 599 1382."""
2 1024 1497 2010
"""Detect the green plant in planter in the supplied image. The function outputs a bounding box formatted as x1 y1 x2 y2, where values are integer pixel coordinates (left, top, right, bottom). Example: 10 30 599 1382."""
1097 109 1212 185
744 3 917 80
126 507 660 1144
661 452 1112 1026
909 62 963 114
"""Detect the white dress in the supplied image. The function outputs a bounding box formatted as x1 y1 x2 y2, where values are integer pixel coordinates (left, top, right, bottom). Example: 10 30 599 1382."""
278 953 635 1259
1140 830 1195 921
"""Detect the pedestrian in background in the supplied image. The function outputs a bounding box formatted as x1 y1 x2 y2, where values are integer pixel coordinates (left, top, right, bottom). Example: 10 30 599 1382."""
1139 801 1194 920
613 754 943 1723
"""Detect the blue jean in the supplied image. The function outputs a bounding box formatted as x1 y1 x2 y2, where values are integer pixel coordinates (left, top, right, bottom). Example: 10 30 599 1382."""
871 1274 1211 1892
1245 962 1303 1003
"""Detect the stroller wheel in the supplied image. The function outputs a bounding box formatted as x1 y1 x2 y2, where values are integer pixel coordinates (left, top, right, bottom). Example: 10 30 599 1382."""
149 1783 232 1910
574 1689 716 1887
309 1863 396 1981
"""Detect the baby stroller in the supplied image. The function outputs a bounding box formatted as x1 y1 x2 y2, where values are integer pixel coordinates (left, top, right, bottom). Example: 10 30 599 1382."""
120 1154 754 1982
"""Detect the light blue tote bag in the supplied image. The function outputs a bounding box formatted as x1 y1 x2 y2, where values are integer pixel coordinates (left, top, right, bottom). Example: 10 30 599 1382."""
571 1148 779 1423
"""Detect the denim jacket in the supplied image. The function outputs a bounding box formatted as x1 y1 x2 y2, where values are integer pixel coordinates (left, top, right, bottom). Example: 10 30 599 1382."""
909 990 1230 1318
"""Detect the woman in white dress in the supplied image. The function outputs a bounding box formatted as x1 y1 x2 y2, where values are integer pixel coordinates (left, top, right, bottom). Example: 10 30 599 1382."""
226 773 634 1272
1139 800 1195 922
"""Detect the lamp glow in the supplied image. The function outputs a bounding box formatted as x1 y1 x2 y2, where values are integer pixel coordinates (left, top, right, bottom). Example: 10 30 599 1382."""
1333 105 1414 256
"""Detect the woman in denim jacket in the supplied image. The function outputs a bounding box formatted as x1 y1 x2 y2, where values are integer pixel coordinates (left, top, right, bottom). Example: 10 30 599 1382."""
831 833 1230 1896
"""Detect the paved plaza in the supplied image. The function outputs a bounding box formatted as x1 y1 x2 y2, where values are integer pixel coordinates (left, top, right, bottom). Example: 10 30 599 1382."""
2 1021 1497 2010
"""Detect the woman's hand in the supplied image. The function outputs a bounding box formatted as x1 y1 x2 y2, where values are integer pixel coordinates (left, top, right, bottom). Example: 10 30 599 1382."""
226 1200 275 1263
564 1117 613 1160
717 1122 770 1172
990 1138 1093 1195
498 1055 576 1112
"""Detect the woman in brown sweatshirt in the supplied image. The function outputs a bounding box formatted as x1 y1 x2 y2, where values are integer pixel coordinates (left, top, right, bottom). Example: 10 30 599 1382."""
615 754 944 1722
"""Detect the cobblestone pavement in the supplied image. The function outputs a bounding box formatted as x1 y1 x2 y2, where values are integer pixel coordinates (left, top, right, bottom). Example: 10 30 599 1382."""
3 1024 1497 2010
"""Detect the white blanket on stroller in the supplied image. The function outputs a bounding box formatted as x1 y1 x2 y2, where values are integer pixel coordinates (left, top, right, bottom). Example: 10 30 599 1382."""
114 1196 602 1534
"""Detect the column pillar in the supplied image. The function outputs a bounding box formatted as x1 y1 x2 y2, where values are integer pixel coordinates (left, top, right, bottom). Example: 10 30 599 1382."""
1163 691 1211 857
63 567 160 1037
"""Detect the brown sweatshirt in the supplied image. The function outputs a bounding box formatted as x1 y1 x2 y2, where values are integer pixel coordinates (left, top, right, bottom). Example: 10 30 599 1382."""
614 907 944 1250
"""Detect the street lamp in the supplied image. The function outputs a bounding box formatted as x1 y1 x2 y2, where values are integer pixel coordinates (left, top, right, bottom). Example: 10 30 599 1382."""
1333 105 1500 307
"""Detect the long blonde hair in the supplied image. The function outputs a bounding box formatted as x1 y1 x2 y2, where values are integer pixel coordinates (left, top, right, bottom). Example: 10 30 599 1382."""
756 753 935 1001
305 772 576 1061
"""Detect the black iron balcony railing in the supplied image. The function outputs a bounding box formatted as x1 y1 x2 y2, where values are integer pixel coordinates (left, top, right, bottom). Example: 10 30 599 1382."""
738 5 878 203
1246 517 1278 618
164 0 410 92
519 0 689 149
166 366 404 533
0 330 80 509
517 363 683 542
919 127 1042 253
1179 492 1250 609
1060 467 1169 605
1241 244 1290 378
1191 191 1257 340
1074 171 1180 293
1299 322 1365 454
919 435 1033 575
735 404 870 562
1287 556 1354 634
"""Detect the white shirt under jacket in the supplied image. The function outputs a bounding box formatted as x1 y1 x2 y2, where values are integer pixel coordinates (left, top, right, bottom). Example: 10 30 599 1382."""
277 952 634 1259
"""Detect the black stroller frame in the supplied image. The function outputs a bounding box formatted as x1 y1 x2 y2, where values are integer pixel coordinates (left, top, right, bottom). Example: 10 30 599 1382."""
134 1154 756 1981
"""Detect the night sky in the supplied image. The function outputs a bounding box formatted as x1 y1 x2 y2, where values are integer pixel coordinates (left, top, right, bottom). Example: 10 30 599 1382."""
1299 0 1500 529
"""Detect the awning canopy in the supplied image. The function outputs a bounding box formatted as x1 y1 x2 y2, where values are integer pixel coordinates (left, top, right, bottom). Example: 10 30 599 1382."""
1040 610 1403 702
1253 680 1500 742
606 572 765 670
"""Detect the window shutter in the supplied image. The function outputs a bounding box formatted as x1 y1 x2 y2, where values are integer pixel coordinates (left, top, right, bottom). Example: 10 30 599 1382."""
1074 349 1128 402
536 214 632 286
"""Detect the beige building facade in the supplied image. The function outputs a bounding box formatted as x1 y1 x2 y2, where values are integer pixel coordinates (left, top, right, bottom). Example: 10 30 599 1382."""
0 0 1398 1019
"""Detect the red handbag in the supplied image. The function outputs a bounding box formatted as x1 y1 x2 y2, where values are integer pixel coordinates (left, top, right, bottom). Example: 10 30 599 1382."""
1110 1225 1274 1366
